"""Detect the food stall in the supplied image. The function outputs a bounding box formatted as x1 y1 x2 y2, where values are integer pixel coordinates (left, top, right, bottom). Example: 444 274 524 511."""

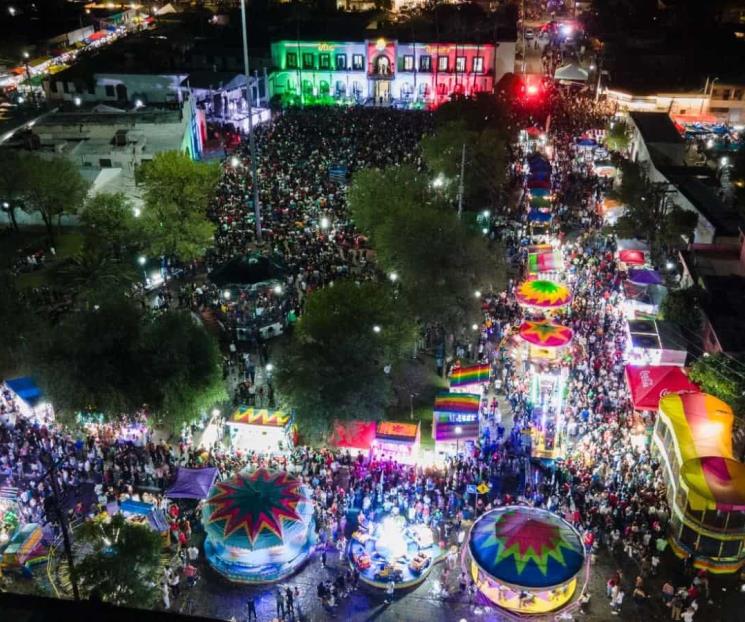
110 499 170 547
372 421 420 464
432 393 481 456
226 407 293 453
329 420 377 459
626 319 688 366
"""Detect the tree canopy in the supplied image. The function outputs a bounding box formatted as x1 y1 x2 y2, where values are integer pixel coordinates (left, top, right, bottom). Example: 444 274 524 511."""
30 296 225 428
275 282 417 440
73 513 162 607
135 151 219 261
659 286 704 333
688 353 745 417
0 151 31 231
80 192 140 257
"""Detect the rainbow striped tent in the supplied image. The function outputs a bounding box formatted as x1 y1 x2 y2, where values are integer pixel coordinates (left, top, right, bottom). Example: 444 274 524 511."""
450 363 491 388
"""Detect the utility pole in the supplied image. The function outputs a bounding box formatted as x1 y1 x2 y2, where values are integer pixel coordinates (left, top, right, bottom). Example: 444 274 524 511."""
41 452 80 601
239 0 263 244
457 142 466 218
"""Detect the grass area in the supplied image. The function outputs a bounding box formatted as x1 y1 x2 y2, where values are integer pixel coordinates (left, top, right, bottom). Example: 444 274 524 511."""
4 227 84 289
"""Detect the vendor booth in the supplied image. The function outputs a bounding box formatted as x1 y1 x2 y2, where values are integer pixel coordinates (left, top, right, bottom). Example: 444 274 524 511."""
110 499 170 547
528 370 569 461
227 407 292 453
616 239 649 268
468 506 587 614
432 393 480 456
372 422 420 464
622 280 667 319
626 319 688 366
625 365 699 412
449 363 490 392
329 420 377 458
2 377 52 424
202 468 316 583
653 393 745 573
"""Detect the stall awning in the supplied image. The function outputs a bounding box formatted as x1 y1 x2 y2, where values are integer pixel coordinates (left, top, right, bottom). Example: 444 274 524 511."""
625 365 699 411
229 407 290 427
528 208 552 223
5 377 43 407
330 420 376 450
618 249 647 266
87 31 109 42
376 421 419 442
166 467 219 500
628 268 663 286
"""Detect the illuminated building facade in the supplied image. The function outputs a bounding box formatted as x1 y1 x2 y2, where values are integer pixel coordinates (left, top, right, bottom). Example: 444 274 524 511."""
268 38 515 107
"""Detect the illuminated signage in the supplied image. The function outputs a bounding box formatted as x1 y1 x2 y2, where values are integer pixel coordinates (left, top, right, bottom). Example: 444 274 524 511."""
318 43 334 52
435 413 477 424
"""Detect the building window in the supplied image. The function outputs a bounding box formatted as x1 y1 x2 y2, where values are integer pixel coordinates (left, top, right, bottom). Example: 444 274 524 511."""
455 56 466 72
403 55 414 71
420 55 431 72
336 54 347 70
734 89 744 100
105 84 114 97
286 52 298 69
437 56 449 72
473 56 484 73
319 53 330 70
722 89 732 100
302 53 314 69
63 81 70 94
352 54 364 70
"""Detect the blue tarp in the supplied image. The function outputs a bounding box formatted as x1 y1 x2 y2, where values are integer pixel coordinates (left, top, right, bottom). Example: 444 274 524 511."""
5 377 43 407
166 467 219 500
528 209 553 223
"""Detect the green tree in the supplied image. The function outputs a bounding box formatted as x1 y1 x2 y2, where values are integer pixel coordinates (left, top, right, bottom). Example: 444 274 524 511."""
140 311 227 431
80 192 139 257
420 120 509 207
49 246 138 304
136 151 219 261
73 513 162 607
689 353 745 417
659 286 704 333
0 274 39 377
0 151 31 231
275 282 417 440
23 155 89 242
605 120 630 152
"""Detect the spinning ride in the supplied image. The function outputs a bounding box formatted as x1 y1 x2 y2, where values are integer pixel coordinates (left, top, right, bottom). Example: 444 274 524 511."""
202 468 315 583
516 280 572 309
468 506 587 614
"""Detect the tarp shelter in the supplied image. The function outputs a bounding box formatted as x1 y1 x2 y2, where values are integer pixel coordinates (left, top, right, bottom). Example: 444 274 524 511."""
628 268 664 286
618 249 647 266
373 421 420 464
155 2 178 14
113 499 170 545
622 281 667 318
166 467 219 500
4 378 42 409
86 31 108 42
210 253 286 288
329 420 376 452
625 365 699 411
554 63 589 82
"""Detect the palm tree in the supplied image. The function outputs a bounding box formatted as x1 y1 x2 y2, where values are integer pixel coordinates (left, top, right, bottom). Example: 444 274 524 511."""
51 247 137 303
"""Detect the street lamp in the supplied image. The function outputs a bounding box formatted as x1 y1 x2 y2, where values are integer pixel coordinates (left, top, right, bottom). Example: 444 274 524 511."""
8 6 16 16
266 363 274 372
73 96 82 107
472 323 479 331
432 173 445 188
482 210 490 218
230 156 240 168
721 156 729 167
389 272 398 282
273 284 283 295
22 51 29 59
132 207 141 218
137 255 146 266
319 216 330 229
223 289 231 300
239 0 262 244
474 290 481 299
373 325 381 334
134 99 144 109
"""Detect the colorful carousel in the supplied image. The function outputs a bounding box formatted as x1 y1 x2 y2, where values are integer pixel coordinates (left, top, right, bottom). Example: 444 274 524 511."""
516 280 572 310
519 320 574 361
349 511 444 589
467 506 587 615
202 468 316 583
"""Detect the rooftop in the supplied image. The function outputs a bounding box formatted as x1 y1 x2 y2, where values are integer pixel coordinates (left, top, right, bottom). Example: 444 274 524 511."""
669 174 745 238
629 111 684 145
700 275 745 353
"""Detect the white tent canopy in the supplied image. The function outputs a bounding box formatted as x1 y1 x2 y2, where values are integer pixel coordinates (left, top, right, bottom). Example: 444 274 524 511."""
554 63 589 82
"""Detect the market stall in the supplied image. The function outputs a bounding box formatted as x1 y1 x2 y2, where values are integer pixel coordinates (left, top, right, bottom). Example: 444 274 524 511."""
468 506 587 615
329 420 377 458
226 407 293 453
527 249 564 275
2 377 52 424
622 280 667 319
432 393 480 456
372 422 420 464
202 469 316 583
110 499 170 547
626 319 688 366
166 467 219 500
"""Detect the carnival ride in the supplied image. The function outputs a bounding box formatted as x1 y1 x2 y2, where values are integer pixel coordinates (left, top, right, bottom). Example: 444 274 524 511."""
349 512 444 589
202 468 316 583
467 506 587 614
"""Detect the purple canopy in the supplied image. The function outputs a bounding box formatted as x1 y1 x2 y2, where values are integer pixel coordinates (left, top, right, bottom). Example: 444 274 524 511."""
628 268 664 286
166 467 219 500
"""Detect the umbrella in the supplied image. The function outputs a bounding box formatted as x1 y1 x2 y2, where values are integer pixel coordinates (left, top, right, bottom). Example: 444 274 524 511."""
519 321 573 347
516 280 572 307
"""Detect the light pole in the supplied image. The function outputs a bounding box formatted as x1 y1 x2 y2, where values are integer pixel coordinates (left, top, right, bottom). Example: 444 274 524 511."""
239 0 263 244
